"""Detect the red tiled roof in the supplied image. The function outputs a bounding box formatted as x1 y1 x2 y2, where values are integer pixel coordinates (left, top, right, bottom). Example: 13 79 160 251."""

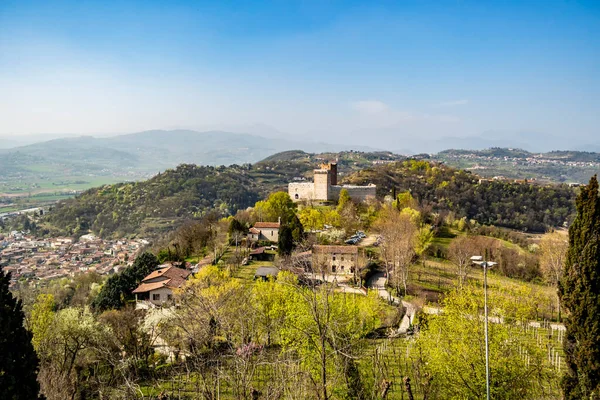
142 266 190 283
133 266 191 293
249 227 261 234
250 247 266 255
254 222 280 229
132 281 167 294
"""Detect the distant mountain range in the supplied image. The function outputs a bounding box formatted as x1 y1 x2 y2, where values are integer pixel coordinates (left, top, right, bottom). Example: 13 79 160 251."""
1 130 599 200
0 130 382 196
0 129 380 171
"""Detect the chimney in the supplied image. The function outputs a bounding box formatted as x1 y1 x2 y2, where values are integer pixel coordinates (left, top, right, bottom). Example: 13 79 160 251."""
278 216 281 225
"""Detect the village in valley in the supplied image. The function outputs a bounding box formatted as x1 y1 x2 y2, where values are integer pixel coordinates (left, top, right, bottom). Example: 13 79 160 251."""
0 231 148 288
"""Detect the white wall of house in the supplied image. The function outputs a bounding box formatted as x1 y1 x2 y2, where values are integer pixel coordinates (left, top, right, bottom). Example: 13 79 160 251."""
260 227 279 242
148 287 174 305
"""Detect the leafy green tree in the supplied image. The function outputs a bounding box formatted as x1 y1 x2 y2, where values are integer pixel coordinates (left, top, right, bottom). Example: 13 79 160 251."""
417 285 555 399
252 273 295 346
298 207 325 231
394 190 418 210
337 188 352 212
0 266 42 399
415 225 434 256
254 191 297 224
279 283 382 400
559 175 600 399
30 294 56 352
36 307 113 400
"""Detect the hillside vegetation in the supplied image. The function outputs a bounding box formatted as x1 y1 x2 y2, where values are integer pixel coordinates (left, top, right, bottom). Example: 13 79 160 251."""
346 160 576 232
43 153 577 238
45 164 262 238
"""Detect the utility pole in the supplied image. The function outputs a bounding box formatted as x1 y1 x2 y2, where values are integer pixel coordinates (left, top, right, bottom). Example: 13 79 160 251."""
471 255 497 400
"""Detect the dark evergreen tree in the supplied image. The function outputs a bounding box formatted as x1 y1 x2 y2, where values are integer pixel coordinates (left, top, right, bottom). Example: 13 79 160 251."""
288 214 305 243
228 218 246 236
0 266 42 399
93 252 159 311
277 225 294 257
559 175 600 399
123 252 160 286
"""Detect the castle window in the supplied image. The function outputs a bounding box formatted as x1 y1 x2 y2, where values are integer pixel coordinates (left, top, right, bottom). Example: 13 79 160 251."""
295 194 299 199
332 256 336 261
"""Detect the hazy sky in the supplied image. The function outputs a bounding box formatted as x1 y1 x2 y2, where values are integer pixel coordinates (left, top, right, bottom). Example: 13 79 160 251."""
1 0 598 149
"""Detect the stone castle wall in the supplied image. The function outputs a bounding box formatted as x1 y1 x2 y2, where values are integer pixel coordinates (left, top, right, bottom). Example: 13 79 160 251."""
329 185 377 203
289 182 314 201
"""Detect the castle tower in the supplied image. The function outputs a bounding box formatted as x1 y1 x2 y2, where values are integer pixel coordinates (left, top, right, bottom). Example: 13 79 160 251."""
329 162 338 185
313 169 331 201
319 162 338 186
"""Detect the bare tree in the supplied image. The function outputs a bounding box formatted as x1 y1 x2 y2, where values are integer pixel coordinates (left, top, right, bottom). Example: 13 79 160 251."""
374 206 418 296
447 235 477 287
538 230 568 321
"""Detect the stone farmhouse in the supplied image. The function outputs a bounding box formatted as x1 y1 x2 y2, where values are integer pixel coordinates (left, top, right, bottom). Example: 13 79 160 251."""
133 265 191 306
288 162 376 203
248 221 280 243
312 245 360 275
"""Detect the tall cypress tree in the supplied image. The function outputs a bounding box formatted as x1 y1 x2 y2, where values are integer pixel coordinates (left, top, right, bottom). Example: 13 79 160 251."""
0 266 42 399
559 175 600 399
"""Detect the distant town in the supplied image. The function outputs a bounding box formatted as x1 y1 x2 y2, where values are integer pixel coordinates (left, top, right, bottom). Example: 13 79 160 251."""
0 231 149 288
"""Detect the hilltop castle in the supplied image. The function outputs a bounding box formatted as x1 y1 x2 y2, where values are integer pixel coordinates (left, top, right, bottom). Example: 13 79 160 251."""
288 163 376 203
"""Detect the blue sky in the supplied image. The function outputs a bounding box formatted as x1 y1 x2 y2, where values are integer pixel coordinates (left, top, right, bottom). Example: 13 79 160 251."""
0 0 598 151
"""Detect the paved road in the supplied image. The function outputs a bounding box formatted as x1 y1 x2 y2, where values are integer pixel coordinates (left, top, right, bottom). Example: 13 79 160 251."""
358 234 378 247
367 272 416 333
365 271 565 332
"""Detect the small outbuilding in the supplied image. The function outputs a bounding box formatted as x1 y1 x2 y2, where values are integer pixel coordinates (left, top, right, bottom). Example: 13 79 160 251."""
254 266 279 281
248 247 275 262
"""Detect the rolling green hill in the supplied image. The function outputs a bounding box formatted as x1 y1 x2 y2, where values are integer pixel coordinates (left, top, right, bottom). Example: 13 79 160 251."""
42 151 577 238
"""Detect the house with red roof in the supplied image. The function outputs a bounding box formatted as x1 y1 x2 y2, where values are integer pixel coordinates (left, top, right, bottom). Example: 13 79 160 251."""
248 221 280 243
132 265 191 306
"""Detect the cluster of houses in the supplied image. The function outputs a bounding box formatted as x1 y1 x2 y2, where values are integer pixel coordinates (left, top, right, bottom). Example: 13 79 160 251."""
132 219 364 307
0 231 148 288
